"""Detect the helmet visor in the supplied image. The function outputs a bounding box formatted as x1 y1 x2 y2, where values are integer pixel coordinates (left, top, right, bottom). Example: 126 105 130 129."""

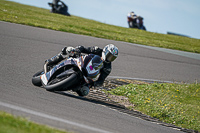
106 52 117 62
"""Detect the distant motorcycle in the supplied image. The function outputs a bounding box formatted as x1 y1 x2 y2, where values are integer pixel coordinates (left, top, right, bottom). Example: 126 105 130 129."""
32 54 103 96
128 16 146 31
48 0 70 16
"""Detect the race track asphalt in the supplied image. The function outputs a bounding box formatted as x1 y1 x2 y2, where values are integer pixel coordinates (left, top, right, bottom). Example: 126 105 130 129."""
0 21 199 133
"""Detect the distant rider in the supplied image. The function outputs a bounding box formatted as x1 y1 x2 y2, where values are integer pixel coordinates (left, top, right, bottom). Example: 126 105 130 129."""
127 11 137 28
137 16 146 30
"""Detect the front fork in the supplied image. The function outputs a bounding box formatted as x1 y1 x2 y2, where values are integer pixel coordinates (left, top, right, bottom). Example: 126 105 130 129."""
44 63 48 73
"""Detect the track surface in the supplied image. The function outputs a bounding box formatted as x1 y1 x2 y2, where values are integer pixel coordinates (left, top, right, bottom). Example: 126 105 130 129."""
0 21 199 133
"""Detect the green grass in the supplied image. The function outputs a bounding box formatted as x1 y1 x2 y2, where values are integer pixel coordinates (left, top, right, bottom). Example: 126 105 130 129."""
0 111 69 133
0 0 200 53
107 82 200 132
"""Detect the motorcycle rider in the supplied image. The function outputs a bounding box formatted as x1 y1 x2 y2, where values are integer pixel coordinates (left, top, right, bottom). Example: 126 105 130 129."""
44 44 118 95
136 16 146 30
127 11 137 28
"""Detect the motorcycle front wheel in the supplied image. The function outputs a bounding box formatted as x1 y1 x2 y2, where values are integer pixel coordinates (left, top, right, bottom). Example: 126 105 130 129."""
32 70 44 86
44 73 79 92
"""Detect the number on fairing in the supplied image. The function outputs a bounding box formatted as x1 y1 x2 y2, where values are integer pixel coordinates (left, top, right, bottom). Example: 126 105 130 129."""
86 60 99 74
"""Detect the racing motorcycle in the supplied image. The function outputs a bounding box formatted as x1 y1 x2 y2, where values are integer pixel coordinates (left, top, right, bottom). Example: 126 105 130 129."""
48 1 70 16
32 54 103 96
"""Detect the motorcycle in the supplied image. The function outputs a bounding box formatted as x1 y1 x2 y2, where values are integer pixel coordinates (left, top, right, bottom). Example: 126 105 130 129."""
128 16 146 31
48 1 70 16
32 54 103 96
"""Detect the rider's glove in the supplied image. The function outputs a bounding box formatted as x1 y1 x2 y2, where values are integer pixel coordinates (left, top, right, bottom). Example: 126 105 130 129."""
66 47 76 57
62 46 76 56
92 46 102 54
62 46 81 57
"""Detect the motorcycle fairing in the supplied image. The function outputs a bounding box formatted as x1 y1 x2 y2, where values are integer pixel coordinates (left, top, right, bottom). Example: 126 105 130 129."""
41 58 77 85
41 54 103 85
83 54 103 82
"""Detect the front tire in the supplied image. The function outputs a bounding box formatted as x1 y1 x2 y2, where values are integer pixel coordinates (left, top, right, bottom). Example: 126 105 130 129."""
32 70 44 86
44 73 78 92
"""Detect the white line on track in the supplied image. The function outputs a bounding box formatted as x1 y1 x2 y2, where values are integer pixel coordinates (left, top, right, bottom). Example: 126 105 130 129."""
124 42 200 60
108 76 174 83
0 101 111 133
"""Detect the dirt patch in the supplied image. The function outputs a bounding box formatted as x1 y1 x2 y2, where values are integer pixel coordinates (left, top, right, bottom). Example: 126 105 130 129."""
108 94 135 108
99 79 148 109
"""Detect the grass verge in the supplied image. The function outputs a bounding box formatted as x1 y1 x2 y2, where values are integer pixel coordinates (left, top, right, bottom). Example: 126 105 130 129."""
106 82 200 132
0 0 200 53
0 111 69 133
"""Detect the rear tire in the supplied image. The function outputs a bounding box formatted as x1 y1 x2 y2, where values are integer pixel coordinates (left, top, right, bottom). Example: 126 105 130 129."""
32 70 44 86
44 73 78 92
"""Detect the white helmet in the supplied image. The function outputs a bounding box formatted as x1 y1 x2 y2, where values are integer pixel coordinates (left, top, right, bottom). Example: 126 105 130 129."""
102 44 118 62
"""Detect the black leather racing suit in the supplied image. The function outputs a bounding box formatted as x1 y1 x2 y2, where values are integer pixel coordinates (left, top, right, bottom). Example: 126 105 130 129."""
44 46 111 87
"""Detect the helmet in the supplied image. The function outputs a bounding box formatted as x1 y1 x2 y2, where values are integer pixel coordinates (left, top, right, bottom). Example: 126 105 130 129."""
102 44 118 62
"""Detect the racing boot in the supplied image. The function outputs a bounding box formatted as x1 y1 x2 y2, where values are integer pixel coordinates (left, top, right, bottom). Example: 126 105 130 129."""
76 86 90 96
